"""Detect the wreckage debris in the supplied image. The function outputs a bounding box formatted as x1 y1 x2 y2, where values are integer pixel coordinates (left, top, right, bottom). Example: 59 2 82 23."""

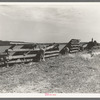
0 38 100 67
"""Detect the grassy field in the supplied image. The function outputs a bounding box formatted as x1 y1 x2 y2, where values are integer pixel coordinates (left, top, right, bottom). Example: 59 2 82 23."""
0 52 100 93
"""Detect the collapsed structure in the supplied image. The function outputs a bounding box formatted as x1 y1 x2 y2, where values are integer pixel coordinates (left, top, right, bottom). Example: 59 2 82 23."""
0 42 59 66
60 39 81 54
0 38 99 66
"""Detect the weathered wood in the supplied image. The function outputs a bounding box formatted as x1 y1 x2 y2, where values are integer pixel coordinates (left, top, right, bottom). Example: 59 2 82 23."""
45 50 59 54
8 48 42 52
70 47 80 51
45 53 59 58
70 50 79 53
70 44 80 47
0 52 7 56
6 54 36 60
8 49 33 52
0 43 60 65
69 39 80 45
7 59 33 64
7 45 24 55
59 39 81 54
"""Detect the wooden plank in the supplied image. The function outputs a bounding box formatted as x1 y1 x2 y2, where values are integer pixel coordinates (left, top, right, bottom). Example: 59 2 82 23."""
45 53 59 58
8 44 37 56
70 42 80 45
69 39 80 45
0 52 7 56
7 44 58 52
9 45 23 49
8 49 34 52
8 53 59 63
70 50 79 53
46 45 55 50
8 48 40 56
0 62 5 65
45 44 59 50
7 59 33 64
45 50 59 54
23 44 38 55
8 45 24 56
70 47 80 51
71 45 80 47
6 54 36 60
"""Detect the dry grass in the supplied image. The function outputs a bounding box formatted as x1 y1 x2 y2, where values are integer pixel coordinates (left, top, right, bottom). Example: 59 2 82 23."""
0 52 100 93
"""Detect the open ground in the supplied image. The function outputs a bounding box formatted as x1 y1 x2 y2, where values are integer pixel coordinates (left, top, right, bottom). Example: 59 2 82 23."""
0 51 100 93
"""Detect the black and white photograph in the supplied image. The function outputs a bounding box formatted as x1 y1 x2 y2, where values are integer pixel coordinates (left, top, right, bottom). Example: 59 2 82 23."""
0 2 100 97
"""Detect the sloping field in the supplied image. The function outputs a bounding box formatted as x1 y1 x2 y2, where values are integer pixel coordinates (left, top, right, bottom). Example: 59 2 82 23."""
0 52 100 93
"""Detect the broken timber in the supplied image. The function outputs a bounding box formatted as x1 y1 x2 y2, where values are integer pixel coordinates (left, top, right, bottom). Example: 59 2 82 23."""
0 42 59 66
59 39 81 54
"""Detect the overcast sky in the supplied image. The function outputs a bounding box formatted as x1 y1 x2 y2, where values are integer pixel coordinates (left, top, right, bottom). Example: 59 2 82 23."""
0 3 100 43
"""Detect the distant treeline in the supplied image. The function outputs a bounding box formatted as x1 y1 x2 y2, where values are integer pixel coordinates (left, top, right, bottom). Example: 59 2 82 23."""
0 40 25 46
0 40 10 46
0 40 100 46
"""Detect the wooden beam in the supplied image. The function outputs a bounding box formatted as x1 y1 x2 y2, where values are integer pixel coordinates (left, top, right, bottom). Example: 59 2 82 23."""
0 52 7 56
7 59 33 64
70 50 79 53
70 47 80 50
8 49 33 52
8 48 40 52
6 54 36 60
45 50 59 54
71 45 80 47
45 53 59 58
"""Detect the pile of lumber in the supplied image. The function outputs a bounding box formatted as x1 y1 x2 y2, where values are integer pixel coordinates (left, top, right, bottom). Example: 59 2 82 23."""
59 39 81 54
67 39 81 53
0 43 59 66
